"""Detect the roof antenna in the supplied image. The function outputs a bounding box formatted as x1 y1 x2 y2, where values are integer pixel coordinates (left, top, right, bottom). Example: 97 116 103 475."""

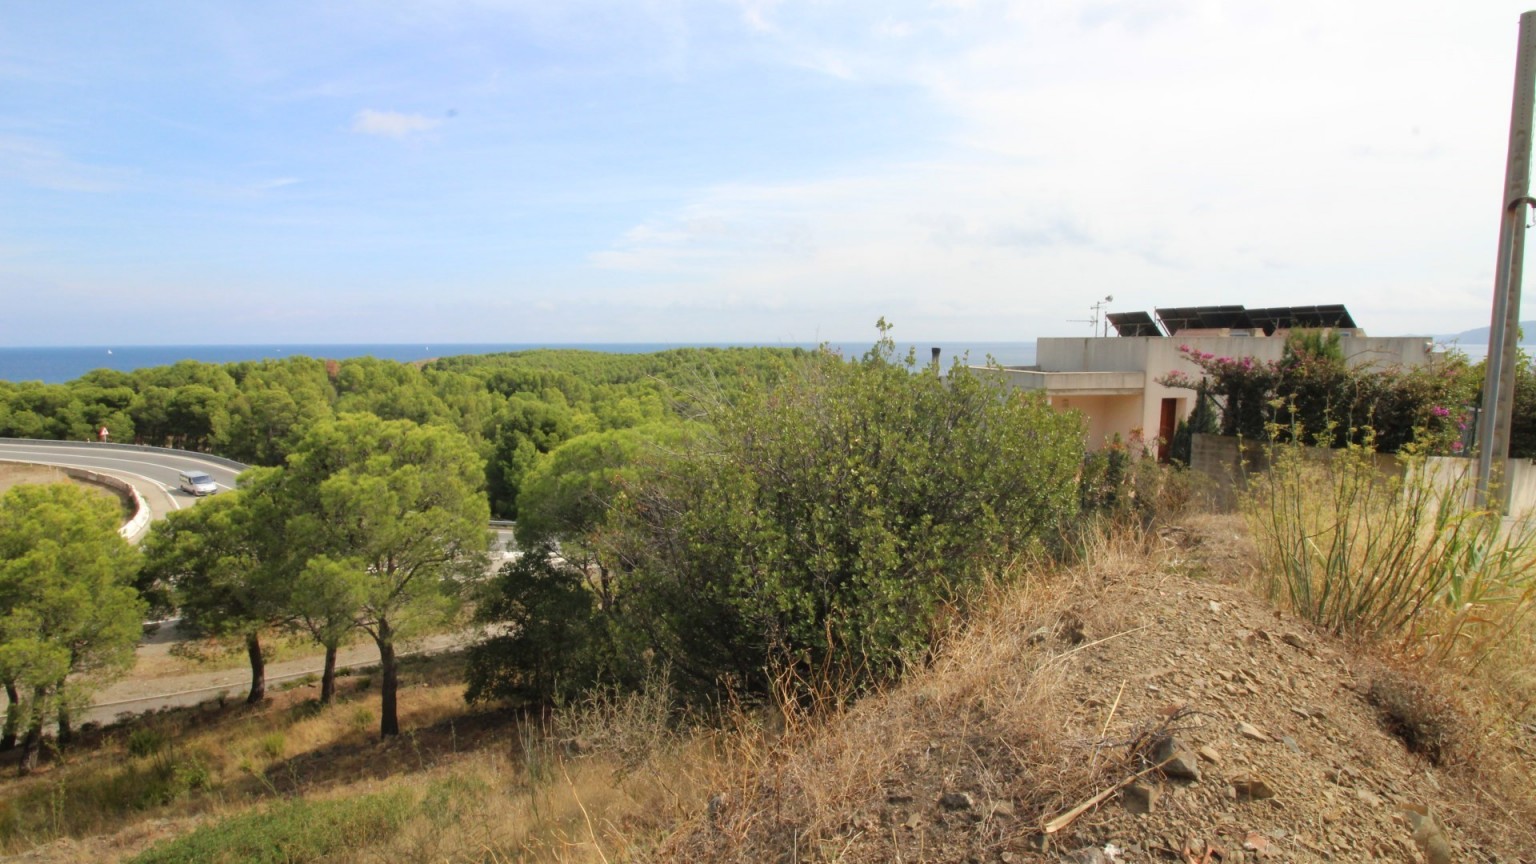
1068 294 1114 336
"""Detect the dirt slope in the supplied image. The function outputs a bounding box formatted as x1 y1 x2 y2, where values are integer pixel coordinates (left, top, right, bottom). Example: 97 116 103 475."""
666 516 1536 863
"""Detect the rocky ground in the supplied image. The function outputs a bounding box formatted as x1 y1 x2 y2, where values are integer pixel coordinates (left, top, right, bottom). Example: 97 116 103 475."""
672 515 1536 863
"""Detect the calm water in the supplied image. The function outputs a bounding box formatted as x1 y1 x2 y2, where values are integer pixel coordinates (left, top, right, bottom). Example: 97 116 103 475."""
0 342 1038 385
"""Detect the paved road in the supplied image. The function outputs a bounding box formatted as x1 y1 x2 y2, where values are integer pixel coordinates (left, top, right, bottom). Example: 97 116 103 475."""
0 438 246 520
0 438 515 724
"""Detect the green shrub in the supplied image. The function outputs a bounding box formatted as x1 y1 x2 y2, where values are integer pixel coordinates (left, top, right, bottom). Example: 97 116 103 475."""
605 324 1084 698
125 727 169 758
464 543 606 707
256 732 285 760
128 791 412 863
1160 342 1474 455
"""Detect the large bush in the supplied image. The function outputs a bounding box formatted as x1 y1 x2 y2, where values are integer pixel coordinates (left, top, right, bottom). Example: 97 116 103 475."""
1160 333 1473 453
603 328 1084 698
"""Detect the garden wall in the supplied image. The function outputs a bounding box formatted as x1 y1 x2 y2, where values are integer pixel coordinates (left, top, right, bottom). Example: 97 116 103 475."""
1189 433 1536 519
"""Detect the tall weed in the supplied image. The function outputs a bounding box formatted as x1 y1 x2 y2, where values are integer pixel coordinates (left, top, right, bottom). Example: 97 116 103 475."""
1244 432 1536 666
127 791 412 864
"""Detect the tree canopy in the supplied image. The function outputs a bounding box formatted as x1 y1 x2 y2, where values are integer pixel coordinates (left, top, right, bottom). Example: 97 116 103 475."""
0 483 143 772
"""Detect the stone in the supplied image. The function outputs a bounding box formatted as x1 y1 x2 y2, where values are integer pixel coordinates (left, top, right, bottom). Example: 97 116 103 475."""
1066 847 1109 864
707 793 728 833
1243 831 1274 857
1281 632 1308 650
1356 788 1383 808
1403 805 1452 864
1231 774 1277 801
1238 721 1271 742
1151 734 1202 781
939 791 975 811
1197 745 1222 765
1122 782 1158 815
1280 735 1300 754
987 799 1016 819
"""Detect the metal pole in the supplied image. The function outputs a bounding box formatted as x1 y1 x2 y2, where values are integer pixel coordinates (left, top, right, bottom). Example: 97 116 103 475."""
1476 11 1536 511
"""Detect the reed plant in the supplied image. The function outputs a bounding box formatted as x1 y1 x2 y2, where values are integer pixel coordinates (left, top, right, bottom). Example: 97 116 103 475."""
1244 426 1536 667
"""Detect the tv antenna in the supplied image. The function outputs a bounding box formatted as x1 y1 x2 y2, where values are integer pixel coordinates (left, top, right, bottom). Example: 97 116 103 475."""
1068 294 1114 337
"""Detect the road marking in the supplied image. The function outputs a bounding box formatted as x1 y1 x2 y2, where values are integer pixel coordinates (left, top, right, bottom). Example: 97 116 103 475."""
0 447 237 485
0 457 183 510
0 443 243 478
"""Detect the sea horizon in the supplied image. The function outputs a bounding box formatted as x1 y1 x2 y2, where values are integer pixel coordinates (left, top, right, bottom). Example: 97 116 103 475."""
0 341 1041 385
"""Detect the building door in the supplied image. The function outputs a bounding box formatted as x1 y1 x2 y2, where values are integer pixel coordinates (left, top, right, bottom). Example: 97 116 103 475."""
1157 398 1177 462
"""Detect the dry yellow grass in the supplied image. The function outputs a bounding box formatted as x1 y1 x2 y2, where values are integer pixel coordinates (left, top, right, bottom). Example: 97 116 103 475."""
8 510 1536 863
0 652 729 863
655 526 1166 862
0 463 126 508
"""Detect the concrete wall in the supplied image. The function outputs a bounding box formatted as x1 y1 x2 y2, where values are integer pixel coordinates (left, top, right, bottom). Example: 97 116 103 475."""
1422 455 1536 521
1037 334 1436 376
1052 393 1146 450
1027 335 1437 454
1189 435 1536 519
988 368 1144 394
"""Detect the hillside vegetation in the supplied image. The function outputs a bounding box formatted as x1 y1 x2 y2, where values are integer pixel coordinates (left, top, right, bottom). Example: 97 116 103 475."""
1 331 1535 862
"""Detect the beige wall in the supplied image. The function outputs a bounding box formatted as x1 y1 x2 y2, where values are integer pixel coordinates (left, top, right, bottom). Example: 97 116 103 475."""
979 334 1437 453
1052 393 1147 450
1031 334 1436 451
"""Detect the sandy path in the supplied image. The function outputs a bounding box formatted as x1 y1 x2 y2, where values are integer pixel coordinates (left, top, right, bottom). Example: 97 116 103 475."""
84 625 478 727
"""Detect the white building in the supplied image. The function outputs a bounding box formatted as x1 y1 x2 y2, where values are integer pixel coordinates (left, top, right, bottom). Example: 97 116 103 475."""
978 305 1437 459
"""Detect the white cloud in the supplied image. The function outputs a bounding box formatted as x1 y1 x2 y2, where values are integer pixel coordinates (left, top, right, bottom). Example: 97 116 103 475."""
0 135 125 193
581 0 1535 338
350 109 441 139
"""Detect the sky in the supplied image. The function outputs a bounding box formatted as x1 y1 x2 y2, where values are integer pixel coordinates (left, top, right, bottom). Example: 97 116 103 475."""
2 1 1535 346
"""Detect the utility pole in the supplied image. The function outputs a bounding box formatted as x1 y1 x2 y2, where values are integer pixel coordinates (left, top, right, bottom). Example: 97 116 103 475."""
1476 11 1536 511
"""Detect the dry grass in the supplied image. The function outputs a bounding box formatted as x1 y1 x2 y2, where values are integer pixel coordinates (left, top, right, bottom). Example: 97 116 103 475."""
0 651 730 864
0 462 126 509
656 525 1167 862
8 491 1535 863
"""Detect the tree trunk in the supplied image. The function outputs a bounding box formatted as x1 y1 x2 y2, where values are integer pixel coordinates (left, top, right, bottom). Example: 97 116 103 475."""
1 681 19 751
245 631 267 705
56 701 72 749
19 685 48 775
377 619 399 737
320 644 338 705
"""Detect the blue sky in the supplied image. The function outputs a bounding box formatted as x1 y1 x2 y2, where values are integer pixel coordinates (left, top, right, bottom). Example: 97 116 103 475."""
2 1 1534 345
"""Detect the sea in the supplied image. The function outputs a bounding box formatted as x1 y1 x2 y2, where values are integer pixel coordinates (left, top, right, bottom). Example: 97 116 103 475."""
0 342 1039 385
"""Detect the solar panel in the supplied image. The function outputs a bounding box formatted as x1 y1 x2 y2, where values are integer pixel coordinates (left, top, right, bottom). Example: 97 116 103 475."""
1248 304 1357 334
1154 306 1205 335
1196 305 1250 330
1107 311 1161 337
1149 304 1356 336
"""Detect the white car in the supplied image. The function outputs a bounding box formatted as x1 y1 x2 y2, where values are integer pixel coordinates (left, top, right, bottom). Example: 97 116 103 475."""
178 471 219 496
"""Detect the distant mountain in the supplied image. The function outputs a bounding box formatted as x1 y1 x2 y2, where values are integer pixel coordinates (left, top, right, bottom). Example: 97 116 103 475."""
1435 322 1536 345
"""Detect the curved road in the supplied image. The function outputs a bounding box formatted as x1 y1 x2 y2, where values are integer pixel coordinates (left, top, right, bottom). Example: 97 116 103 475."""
0 437 514 723
0 437 516 552
0 438 245 524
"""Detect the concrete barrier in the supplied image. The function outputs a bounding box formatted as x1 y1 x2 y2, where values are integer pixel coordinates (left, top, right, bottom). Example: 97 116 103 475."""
0 459 150 540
